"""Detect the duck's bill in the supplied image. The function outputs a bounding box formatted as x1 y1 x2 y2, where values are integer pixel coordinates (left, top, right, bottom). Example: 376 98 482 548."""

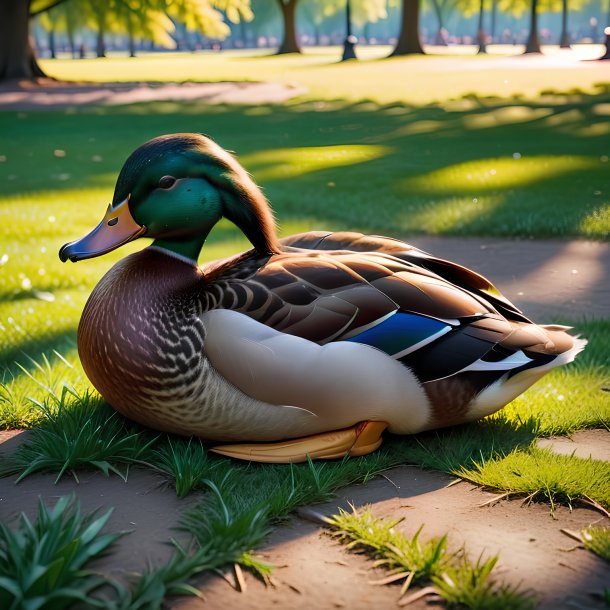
59 196 146 262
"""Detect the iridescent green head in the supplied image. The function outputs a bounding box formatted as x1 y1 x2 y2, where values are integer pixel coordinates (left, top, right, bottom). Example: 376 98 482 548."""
59 133 280 263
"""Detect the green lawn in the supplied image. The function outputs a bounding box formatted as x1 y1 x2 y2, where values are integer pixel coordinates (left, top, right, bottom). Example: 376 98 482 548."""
0 52 609 609
41 45 609 105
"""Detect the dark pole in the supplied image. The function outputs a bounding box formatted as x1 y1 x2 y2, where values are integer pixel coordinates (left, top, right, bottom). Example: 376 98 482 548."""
559 0 570 48
342 0 357 60
476 0 486 53
600 26 610 59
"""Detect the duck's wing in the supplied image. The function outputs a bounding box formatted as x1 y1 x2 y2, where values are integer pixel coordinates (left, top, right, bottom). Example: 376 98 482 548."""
204 241 579 430
209 243 566 369
280 231 530 324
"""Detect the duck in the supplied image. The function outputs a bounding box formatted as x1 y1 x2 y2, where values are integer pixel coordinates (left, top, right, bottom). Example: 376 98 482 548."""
59 133 585 463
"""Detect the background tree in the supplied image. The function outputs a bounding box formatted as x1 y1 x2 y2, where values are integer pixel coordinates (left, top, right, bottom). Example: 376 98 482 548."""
301 0 342 45
428 0 459 43
524 0 541 52
0 0 252 81
390 0 424 55
276 0 301 53
476 0 487 52
246 0 279 47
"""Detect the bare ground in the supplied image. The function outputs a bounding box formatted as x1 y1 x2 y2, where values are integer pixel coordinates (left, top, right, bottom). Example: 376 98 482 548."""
0 79 307 110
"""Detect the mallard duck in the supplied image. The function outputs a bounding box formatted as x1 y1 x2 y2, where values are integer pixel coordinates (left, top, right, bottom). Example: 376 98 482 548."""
59 133 585 463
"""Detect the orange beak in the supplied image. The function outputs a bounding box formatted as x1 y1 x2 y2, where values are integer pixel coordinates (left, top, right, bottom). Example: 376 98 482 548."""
59 195 146 262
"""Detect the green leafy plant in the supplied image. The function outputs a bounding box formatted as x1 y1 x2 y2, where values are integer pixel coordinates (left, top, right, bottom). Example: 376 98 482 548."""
0 495 124 610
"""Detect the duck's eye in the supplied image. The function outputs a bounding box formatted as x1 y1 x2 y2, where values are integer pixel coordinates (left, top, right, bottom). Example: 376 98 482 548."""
158 175 177 189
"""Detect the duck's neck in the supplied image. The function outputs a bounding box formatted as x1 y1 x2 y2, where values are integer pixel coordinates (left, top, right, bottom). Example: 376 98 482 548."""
151 235 207 264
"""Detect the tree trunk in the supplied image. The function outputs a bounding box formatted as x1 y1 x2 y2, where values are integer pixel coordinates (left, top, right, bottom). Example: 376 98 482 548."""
559 0 570 48
390 0 424 55
67 26 76 58
127 13 136 57
0 0 48 81
477 0 486 53
524 0 541 53
431 0 447 45
96 28 106 57
490 0 497 41
276 0 301 54
48 28 56 59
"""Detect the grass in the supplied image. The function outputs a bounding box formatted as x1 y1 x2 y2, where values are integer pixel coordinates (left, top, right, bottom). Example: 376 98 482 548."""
457 446 610 510
0 389 158 483
581 525 610 562
0 92 608 424
326 505 536 609
38 45 608 105
0 495 123 610
0 50 609 607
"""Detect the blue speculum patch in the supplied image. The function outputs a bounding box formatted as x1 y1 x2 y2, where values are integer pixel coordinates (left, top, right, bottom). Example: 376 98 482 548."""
343 312 451 358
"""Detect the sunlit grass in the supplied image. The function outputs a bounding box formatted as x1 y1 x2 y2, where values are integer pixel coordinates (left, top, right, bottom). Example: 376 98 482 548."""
37 45 609 106
457 446 610 510
582 526 610 562
241 144 392 181
326 505 536 608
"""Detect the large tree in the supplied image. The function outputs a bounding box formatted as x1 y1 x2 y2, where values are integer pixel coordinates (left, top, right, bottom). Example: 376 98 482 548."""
390 0 424 55
0 0 51 80
0 0 251 82
276 0 301 53
523 0 541 52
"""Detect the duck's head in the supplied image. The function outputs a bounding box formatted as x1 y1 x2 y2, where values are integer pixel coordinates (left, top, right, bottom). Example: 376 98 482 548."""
59 133 280 263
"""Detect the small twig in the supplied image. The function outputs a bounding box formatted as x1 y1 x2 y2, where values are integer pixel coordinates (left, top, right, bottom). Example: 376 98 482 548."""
581 496 610 518
286 582 302 594
445 477 463 488
558 545 582 552
478 492 511 508
560 528 584 543
234 563 247 593
368 572 410 586
397 586 439 606
379 472 400 491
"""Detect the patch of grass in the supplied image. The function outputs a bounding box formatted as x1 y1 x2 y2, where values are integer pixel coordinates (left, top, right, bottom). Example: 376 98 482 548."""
457 446 610 510
328 506 448 591
432 553 537 610
39 46 608 105
0 495 123 610
0 388 157 483
581 526 610 562
327 505 536 609
150 437 215 497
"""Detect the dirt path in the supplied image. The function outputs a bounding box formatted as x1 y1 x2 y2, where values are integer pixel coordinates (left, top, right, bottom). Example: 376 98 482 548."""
405 236 610 321
0 80 307 110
